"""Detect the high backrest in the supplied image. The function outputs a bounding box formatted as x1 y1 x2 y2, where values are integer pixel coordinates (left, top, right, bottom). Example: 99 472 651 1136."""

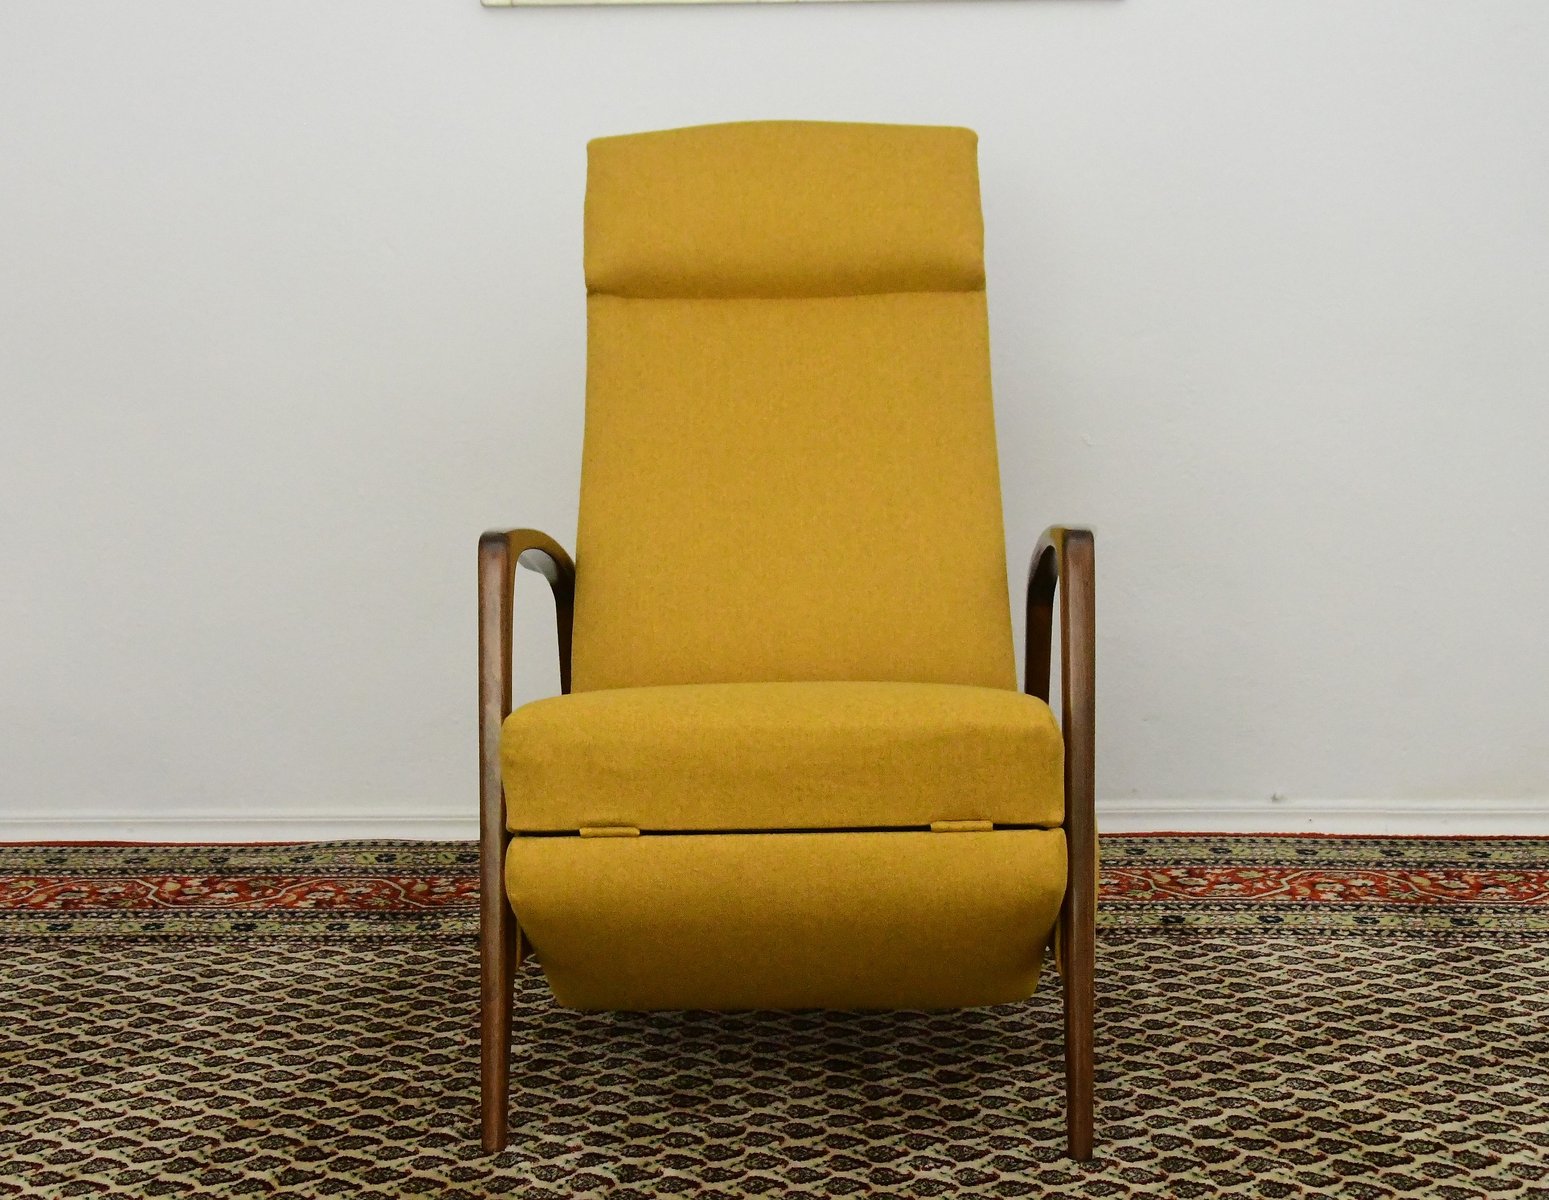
571 121 1016 692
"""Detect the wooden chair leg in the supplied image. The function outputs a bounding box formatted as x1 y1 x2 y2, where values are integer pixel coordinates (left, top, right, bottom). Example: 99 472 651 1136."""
1061 887 1095 1160
478 530 572 1153
480 868 515 1152
1030 527 1097 1160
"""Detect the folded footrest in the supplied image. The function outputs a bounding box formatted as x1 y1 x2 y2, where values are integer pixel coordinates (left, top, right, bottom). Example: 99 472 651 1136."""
506 828 1067 1011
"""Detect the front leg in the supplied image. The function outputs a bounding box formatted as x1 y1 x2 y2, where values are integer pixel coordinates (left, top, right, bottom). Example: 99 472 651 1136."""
477 529 575 1153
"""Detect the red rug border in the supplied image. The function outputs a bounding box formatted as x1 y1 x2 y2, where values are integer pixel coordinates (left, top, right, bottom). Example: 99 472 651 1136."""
4 830 1547 849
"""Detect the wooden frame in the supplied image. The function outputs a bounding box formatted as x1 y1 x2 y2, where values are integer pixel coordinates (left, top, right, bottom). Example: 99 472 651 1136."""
478 528 574 1154
1026 526 1098 1161
477 523 1096 1160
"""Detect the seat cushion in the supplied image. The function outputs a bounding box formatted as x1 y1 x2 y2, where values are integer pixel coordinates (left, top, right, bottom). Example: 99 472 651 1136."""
506 828 1067 1010
501 680 1063 834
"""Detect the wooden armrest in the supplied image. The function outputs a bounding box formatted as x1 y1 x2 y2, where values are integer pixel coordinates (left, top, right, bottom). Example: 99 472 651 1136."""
477 528 574 1023
478 528 576 714
1024 523 1095 836
478 525 575 829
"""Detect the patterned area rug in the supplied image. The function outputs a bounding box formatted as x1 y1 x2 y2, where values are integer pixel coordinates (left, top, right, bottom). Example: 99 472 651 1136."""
3 836 1547 1198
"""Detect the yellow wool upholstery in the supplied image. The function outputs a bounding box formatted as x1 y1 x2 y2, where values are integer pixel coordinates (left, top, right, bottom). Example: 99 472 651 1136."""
502 122 1066 1015
576 291 1012 690
507 829 1067 1011
585 121 985 299
572 120 1013 693
501 681 1063 833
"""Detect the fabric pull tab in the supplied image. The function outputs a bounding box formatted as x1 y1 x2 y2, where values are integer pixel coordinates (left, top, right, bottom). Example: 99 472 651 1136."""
930 820 994 833
579 826 641 838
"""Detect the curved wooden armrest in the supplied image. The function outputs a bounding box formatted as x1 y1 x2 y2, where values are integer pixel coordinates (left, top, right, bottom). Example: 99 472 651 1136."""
1025 527 1091 708
478 528 576 715
479 525 575 838
1024 523 1095 836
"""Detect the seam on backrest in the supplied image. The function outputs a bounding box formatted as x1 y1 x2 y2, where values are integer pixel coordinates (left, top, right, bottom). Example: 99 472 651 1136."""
585 287 988 301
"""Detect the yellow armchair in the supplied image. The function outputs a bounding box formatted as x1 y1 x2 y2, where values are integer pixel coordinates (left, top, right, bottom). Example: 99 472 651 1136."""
477 122 1096 1160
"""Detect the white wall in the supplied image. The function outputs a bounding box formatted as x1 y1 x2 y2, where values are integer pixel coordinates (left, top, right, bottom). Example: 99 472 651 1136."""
3 0 1547 838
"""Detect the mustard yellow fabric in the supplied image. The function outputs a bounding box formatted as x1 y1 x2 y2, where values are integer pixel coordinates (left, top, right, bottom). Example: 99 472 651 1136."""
503 122 1067 1015
507 829 1067 1011
573 121 1010 693
574 288 1013 691
502 681 1063 833
585 121 985 299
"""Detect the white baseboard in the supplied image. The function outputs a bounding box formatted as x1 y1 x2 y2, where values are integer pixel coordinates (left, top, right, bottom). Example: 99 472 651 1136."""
1096 796 1549 837
0 815 480 844
1 798 1545 843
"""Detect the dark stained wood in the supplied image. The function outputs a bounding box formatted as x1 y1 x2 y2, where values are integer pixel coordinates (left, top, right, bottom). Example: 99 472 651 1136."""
1026 526 1097 1161
478 528 575 1154
1024 536 1058 705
